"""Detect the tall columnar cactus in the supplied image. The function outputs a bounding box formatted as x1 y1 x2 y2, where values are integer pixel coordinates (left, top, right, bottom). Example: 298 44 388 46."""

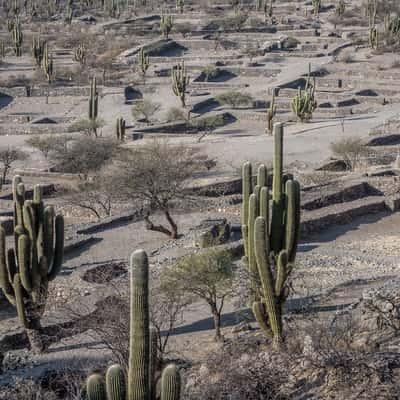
42 43 54 83
242 124 301 346
74 44 86 65
32 35 45 67
172 61 189 107
86 250 181 400
89 76 99 135
138 47 150 76
116 117 126 141
160 12 173 39
11 17 22 56
335 0 345 17
266 89 277 135
176 0 184 13
312 0 321 17
291 63 317 122
367 0 378 49
0 176 64 353
0 40 5 58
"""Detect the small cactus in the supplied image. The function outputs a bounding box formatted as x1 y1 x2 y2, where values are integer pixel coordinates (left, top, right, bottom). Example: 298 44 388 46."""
138 47 150 76
266 89 277 135
32 35 45 67
42 43 54 83
160 12 173 39
116 117 126 141
89 76 99 135
74 44 86 65
11 17 22 56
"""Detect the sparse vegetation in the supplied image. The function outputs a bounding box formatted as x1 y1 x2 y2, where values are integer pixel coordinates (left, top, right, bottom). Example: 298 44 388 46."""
330 137 368 171
216 91 253 109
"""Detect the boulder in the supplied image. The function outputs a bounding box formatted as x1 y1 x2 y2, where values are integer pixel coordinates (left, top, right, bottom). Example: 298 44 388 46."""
194 218 231 248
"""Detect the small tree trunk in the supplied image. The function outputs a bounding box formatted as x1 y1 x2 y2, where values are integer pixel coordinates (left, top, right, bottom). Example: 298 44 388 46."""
164 209 178 239
211 308 223 341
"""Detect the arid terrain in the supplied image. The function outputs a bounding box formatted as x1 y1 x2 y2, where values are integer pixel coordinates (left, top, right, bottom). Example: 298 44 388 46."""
1 0 400 399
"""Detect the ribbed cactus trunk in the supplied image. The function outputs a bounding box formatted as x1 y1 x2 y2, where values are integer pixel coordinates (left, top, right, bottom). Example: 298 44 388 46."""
0 176 64 353
128 250 150 400
241 123 301 347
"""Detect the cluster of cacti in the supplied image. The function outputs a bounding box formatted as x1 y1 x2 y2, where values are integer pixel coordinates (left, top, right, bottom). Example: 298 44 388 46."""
176 0 184 13
116 116 126 141
291 63 317 122
32 35 45 67
160 12 173 39
11 17 23 56
335 0 345 17
312 0 321 17
0 176 64 353
74 44 86 65
138 47 150 76
367 0 378 49
89 76 99 134
266 89 277 135
105 0 120 18
86 250 181 400
172 61 189 107
42 43 54 83
242 123 300 346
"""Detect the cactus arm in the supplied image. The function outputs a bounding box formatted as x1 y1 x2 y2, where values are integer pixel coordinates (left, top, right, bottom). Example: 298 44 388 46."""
257 164 267 187
241 162 252 260
247 194 258 277
284 180 301 262
18 234 32 292
254 216 282 344
87 373 106 400
161 364 181 400
106 364 126 400
274 250 288 298
13 273 29 328
149 327 158 400
43 206 55 270
0 227 15 302
259 186 269 222
47 214 64 281
270 123 284 253
252 301 273 337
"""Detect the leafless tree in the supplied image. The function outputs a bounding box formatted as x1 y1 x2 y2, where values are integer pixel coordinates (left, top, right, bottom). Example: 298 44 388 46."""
0 147 27 182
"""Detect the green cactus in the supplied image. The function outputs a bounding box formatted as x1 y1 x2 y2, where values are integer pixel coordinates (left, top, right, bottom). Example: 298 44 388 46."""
65 5 73 24
312 0 321 17
335 0 345 17
266 89 277 135
176 0 184 13
116 117 126 141
89 76 99 135
160 12 173 39
242 124 301 346
74 44 86 65
42 43 54 83
11 17 22 56
138 47 150 76
172 61 189 107
291 63 317 122
86 250 181 400
32 35 45 67
0 40 5 58
0 176 64 353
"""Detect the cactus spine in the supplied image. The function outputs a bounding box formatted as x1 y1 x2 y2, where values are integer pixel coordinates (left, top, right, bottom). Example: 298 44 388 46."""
42 43 54 83
89 76 99 135
138 47 150 76
116 117 126 141
86 250 181 400
266 89 277 135
0 176 64 353
242 124 301 346
172 61 189 107
160 12 173 39
11 17 22 56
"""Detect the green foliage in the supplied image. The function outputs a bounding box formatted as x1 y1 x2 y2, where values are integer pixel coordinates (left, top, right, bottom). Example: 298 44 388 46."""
86 250 181 400
163 249 236 340
172 61 189 107
0 176 64 353
242 123 301 346
216 91 253 109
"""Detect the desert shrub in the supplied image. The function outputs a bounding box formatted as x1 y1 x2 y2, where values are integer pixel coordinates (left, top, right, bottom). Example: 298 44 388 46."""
330 137 368 171
0 147 28 182
0 74 32 87
339 51 355 63
163 249 237 340
201 65 219 81
165 106 187 122
67 118 105 136
216 91 253 109
132 99 161 123
174 22 193 38
281 36 300 49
